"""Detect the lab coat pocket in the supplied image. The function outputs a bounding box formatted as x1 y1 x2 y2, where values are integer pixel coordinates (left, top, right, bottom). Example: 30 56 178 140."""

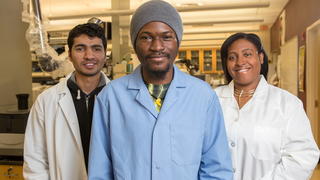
250 126 282 161
170 124 202 165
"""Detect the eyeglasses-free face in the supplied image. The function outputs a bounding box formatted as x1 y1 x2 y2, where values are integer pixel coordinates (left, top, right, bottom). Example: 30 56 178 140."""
227 38 264 90
69 34 106 78
135 21 178 84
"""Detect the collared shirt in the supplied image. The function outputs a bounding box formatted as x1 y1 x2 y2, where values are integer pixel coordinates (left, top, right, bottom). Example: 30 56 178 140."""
88 65 233 180
146 83 170 112
215 76 320 180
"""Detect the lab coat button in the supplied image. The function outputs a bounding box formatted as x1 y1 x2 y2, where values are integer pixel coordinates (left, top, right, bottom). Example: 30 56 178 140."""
233 168 236 173
230 141 235 147
156 166 160 170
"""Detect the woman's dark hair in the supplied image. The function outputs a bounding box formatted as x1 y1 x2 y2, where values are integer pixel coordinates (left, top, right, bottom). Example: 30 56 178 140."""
67 23 107 51
220 32 268 83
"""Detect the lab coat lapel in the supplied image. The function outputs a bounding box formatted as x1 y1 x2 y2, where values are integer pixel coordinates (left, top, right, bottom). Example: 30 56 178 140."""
159 85 179 114
57 79 82 150
135 88 159 118
128 66 158 119
160 66 185 114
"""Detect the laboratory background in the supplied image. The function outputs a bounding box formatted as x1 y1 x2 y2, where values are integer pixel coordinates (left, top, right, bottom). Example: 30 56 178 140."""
0 0 320 179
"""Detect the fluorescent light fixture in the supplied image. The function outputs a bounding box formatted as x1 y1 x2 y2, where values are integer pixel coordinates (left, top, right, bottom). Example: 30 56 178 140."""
48 1 270 20
116 18 264 29
182 37 226 41
176 1 269 12
184 18 264 26
180 44 221 48
184 28 260 35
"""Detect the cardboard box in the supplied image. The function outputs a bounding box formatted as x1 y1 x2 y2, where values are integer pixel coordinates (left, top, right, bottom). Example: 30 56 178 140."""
113 64 127 73
113 73 127 79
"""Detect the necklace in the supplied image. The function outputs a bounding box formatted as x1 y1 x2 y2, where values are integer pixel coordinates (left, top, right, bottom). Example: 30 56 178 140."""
234 88 255 106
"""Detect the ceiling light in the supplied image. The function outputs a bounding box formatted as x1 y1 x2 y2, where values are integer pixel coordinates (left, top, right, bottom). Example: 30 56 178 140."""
180 3 200 7
184 28 260 35
48 1 270 20
180 44 221 48
184 18 264 26
182 37 226 41
117 18 264 28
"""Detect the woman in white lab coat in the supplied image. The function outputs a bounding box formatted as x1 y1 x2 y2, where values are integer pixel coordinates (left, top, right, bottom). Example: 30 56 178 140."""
215 32 319 180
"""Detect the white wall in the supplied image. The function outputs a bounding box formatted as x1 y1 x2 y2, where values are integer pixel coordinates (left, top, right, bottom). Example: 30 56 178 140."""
278 36 298 96
0 0 32 108
306 19 320 144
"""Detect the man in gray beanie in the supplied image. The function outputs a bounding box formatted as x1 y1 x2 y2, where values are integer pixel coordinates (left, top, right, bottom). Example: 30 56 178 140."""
88 1 233 179
129 0 183 48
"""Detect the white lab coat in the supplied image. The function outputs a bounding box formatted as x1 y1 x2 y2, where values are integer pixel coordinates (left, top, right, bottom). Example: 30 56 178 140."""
215 76 319 180
23 73 109 180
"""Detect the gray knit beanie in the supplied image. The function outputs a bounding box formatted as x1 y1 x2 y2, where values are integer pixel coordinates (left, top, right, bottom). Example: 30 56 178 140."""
130 0 183 49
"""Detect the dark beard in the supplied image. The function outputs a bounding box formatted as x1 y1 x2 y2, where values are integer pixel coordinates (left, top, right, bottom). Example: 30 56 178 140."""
144 63 171 80
77 70 100 77
142 52 172 79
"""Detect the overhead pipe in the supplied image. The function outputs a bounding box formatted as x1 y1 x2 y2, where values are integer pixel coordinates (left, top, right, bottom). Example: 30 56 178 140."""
48 1 270 20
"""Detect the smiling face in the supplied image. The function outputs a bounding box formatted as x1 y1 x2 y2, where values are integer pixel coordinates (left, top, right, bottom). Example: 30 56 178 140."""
69 34 106 78
226 38 264 90
135 21 178 84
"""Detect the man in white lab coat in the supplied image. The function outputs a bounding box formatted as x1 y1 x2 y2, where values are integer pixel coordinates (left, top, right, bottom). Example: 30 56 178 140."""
23 23 110 180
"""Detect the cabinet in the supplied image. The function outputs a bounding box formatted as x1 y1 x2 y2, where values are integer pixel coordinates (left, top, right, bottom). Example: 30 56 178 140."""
177 50 187 60
0 112 28 133
190 50 200 70
215 49 223 72
0 165 23 180
177 48 223 74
